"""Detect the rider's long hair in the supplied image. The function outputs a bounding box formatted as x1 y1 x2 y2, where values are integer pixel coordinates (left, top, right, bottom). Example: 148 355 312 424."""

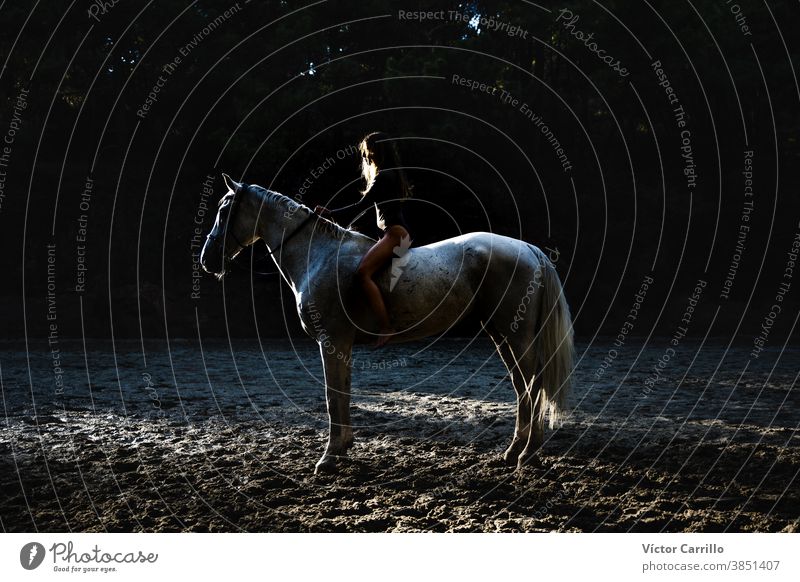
359 132 413 199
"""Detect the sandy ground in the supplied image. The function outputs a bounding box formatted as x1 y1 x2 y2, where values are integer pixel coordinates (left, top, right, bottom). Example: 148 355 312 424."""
0 338 798 532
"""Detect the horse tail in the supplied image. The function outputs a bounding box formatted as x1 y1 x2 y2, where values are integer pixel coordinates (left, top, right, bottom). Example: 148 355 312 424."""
530 245 574 428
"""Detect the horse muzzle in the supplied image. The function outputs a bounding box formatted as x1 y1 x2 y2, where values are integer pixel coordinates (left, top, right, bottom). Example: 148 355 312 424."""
200 236 226 277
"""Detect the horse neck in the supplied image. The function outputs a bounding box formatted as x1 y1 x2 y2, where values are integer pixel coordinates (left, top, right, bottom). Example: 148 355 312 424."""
254 189 341 287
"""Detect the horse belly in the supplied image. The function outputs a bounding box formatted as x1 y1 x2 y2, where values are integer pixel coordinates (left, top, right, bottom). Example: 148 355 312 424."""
348 234 532 344
375 249 477 340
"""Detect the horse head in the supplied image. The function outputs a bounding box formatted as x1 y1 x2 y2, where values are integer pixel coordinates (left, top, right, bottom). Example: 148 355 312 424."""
200 173 261 278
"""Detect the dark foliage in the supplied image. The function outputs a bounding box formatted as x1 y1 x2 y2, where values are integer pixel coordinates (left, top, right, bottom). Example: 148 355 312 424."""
1 0 798 339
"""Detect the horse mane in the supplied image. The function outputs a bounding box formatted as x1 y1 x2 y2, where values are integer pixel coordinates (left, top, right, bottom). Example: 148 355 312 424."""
252 185 366 242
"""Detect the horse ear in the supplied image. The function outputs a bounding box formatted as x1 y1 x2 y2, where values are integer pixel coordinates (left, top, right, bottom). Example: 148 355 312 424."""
221 173 238 192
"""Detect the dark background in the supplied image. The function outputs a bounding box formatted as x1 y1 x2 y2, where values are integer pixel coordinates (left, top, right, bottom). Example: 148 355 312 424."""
1 0 798 341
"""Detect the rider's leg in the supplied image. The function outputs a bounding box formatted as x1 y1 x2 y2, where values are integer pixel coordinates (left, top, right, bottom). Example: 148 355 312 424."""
356 226 406 347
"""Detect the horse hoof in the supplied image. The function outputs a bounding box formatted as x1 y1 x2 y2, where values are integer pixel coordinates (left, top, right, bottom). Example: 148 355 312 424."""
314 455 339 474
502 442 525 466
502 450 519 467
516 452 541 471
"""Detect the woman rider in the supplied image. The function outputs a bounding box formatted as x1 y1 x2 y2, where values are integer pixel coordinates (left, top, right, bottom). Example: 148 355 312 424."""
353 132 413 347
316 132 412 347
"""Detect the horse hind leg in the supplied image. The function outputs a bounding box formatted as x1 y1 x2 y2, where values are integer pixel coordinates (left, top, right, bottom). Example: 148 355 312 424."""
487 330 533 466
518 374 545 469
499 328 547 469
507 336 546 469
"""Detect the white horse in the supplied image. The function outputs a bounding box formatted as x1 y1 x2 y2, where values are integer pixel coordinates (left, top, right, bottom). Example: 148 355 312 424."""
201 174 574 473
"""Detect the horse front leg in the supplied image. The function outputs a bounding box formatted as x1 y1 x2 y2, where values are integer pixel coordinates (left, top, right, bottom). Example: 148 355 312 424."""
315 342 353 474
